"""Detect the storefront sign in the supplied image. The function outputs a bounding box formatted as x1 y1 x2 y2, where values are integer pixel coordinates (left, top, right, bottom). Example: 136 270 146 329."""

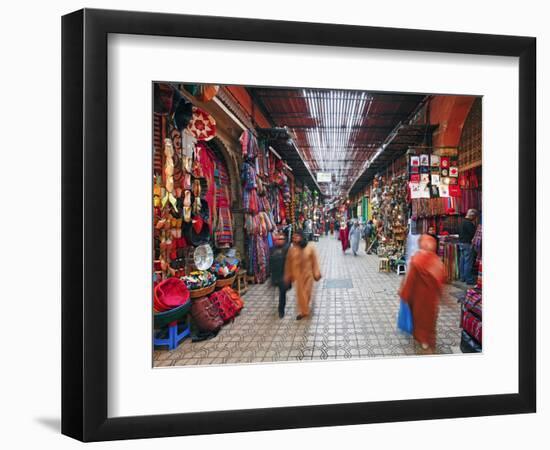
316 172 332 183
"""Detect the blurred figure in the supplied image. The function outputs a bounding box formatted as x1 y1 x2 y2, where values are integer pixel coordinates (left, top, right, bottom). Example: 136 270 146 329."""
334 219 340 236
459 209 479 285
329 218 334 235
349 220 362 256
270 232 290 318
339 221 350 253
325 219 330 236
399 234 445 351
304 218 313 242
284 231 322 320
363 219 374 254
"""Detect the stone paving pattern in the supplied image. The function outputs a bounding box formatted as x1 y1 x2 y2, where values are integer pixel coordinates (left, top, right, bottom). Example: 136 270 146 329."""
154 235 463 367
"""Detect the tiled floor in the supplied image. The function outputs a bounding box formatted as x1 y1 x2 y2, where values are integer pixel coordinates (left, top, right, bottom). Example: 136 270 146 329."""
154 235 464 367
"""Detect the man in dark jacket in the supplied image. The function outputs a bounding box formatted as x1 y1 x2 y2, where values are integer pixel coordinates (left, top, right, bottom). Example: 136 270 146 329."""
363 220 374 253
458 209 479 285
270 232 290 318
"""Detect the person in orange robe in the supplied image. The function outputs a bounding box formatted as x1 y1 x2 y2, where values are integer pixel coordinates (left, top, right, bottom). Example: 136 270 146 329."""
284 231 322 320
399 234 445 350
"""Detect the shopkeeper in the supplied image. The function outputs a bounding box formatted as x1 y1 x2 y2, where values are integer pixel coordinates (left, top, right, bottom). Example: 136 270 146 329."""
427 225 439 251
458 208 479 285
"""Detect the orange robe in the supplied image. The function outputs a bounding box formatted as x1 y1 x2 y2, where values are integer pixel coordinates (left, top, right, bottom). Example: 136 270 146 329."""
284 243 321 316
399 250 445 348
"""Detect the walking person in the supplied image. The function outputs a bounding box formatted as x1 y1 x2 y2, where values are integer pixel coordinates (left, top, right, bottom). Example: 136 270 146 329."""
269 232 290 318
304 218 313 242
339 221 350 253
399 234 445 352
349 220 362 256
458 209 478 285
284 231 322 320
363 219 374 254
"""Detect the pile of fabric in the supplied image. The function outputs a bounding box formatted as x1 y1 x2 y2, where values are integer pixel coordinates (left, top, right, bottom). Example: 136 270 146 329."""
411 197 461 218
181 270 217 290
209 258 239 278
460 287 482 352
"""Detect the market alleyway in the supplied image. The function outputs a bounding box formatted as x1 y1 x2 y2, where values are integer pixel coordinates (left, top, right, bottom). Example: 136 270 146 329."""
154 235 463 367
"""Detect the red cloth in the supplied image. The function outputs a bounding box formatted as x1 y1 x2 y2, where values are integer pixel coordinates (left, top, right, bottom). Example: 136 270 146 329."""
153 278 190 312
449 185 461 197
340 228 350 252
399 250 445 348
192 215 204 234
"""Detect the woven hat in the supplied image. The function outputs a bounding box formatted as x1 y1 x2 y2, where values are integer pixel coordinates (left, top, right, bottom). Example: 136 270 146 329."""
187 107 216 141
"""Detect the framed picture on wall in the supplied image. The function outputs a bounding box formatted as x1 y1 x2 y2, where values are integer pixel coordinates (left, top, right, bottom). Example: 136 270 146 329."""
62 8 536 442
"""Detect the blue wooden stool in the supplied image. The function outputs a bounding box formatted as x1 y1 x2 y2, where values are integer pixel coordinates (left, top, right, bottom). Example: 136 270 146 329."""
153 302 192 350
154 320 190 350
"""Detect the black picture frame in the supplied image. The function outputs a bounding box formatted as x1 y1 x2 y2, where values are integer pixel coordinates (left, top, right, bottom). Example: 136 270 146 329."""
62 8 536 442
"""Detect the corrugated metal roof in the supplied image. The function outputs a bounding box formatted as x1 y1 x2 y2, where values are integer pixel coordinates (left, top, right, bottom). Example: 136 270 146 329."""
249 87 426 199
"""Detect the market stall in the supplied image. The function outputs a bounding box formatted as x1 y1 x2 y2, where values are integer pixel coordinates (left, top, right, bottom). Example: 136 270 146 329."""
152 83 246 348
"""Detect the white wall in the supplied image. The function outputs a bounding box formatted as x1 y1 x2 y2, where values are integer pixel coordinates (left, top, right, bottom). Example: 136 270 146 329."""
0 0 546 448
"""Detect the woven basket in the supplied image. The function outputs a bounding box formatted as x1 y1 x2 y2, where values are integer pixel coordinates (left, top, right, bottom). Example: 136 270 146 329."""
189 283 216 299
215 274 236 289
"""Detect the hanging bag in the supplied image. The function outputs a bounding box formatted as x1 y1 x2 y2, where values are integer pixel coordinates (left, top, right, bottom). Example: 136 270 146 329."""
397 299 414 335
209 290 238 323
221 287 244 313
190 296 223 332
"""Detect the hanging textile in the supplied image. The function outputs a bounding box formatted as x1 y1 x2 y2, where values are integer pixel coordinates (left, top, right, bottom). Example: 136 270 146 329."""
195 142 216 230
239 130 259 160
211 151 233 248
439 237 460 282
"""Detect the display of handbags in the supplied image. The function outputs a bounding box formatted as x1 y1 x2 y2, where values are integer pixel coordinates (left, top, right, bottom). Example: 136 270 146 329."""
221 286 245 313
191 296 224 333
209 290 239 323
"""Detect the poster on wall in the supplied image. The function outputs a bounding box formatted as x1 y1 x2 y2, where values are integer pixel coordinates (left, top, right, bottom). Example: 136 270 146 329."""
439 185 450 197
409 182 430 199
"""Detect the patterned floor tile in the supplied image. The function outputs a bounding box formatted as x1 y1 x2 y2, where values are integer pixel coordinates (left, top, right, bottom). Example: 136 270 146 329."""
154 235 463 367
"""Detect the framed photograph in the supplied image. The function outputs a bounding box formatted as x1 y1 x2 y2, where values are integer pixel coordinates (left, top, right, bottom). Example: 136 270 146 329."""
62 8 536 442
